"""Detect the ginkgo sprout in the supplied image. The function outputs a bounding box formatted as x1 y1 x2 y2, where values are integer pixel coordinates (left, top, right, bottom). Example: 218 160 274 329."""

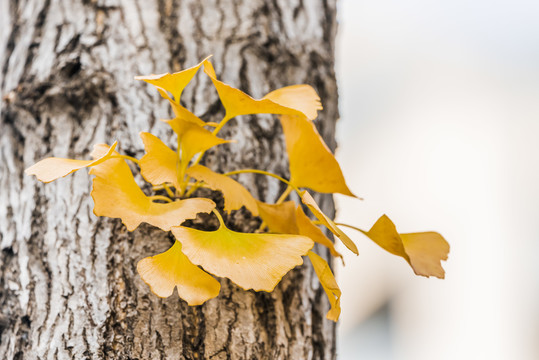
25 56 449 322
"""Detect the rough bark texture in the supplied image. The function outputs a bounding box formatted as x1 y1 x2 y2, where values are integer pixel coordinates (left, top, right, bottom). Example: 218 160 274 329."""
0 0 340 359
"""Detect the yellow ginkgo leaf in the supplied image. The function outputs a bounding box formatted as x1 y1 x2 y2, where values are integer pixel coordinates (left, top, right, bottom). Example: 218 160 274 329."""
25 141 118 183
137 240 221 305
361 215 449 279
280 115 355 196
156 90 207 125
256 201 299 234
401 232 449 279
308 251 341 321
139 132 179 189
164 117 230 162
360 214 407 258
89 147 215 231
301 191 358 255
186 165 259 215
135 56 210 105
171 215 314 291
162 117 231 179
262 85 322 121
257 201 342 258
295 206 342 259
202 60 308 121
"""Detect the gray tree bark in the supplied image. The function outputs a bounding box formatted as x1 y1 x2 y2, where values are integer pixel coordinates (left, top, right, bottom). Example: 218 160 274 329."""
0 0 340 359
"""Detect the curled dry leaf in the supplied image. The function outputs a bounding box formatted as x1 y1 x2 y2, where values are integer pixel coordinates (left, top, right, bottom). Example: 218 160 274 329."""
172 220 314 292
25 141 118 183
89 145 215 231
137 240 220 305
361 215 449 279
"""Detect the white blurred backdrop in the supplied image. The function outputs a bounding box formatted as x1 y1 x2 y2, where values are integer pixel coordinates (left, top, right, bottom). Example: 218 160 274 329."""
334 1 539 359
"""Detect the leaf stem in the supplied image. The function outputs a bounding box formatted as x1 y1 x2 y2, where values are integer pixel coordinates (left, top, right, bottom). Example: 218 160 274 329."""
334 222 367 235
212 209 225 227
211 117 230 136
275 185 293 205
149 195 173 203
162 183 175 198
110 155 140 164
176 137 188 197
223 169 299 193
184 181 204 198
257 185 294 232
191 116 228 168
191 152 204 168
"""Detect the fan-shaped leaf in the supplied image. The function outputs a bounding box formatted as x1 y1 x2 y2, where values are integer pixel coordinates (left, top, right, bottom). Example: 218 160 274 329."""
137 240 220 305
256 201 299 234
164 117 230 163
162 117 231 180
280 115 354 196
202 60 315 121
361 215 449 278
139 132 179 189
187 165 258 215
263 85 322 120
135 56 210 104
172 222 314 291
257 201 342 258
89 145 215 231
25 142 118 183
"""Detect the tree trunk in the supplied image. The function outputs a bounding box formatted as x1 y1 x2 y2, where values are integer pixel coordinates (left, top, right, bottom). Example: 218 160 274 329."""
0 0 340 359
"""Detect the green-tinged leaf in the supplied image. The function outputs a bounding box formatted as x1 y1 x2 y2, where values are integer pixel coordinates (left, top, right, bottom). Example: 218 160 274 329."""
171 221 314 291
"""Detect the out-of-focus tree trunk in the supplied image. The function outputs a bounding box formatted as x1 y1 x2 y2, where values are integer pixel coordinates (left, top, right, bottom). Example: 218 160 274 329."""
0 1 340 358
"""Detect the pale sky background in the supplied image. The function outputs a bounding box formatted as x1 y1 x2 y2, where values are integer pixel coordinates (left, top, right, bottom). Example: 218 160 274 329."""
334 0 539 359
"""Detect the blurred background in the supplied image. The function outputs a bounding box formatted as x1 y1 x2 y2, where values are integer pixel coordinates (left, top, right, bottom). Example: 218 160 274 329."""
334 0 539 359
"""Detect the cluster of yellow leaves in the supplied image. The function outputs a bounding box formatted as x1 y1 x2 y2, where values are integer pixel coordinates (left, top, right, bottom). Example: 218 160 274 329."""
26 57 449 322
